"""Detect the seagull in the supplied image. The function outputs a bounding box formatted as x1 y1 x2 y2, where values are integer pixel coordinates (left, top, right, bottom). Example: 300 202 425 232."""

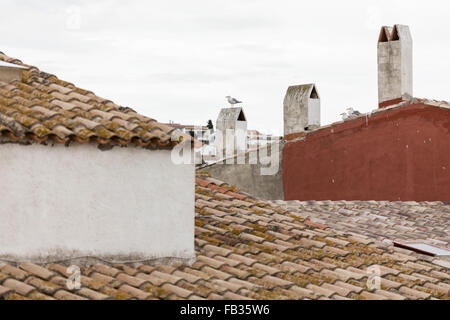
225 96 242 105
340 108 361 120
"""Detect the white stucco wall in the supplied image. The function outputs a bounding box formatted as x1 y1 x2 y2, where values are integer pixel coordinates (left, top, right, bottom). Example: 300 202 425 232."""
0 142 195 264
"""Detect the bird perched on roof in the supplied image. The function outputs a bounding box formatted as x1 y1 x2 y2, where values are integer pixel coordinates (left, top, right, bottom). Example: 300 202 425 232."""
225 96 242 105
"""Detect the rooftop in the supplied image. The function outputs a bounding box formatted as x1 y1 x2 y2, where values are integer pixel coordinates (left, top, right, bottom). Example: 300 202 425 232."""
0 51 180 150
0 174 448 300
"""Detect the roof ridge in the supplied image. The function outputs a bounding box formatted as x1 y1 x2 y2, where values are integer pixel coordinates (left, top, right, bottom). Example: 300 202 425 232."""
0 51 182 150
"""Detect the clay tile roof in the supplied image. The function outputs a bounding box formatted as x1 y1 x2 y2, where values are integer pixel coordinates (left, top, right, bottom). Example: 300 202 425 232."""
269 200 450 250
0 51 182 150
1 174 449 300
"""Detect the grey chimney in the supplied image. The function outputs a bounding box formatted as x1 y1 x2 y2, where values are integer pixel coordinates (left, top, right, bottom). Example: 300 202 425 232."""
283 84 320 136
377 24 413 107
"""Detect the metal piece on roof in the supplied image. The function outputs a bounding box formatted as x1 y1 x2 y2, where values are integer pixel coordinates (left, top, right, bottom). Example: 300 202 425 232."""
393 242 450 256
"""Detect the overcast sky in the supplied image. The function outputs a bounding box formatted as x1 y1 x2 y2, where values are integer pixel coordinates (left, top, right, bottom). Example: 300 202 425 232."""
2 0 448 135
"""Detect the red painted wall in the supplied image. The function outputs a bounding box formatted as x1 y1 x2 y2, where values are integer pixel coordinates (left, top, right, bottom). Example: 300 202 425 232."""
283 103 450 201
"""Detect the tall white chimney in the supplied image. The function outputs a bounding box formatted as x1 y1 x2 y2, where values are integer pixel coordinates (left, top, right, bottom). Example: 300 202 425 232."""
0 61 26 83
377 24 413 108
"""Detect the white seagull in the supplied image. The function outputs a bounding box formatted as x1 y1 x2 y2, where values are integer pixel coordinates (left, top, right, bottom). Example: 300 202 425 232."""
340 108 361 120
225 96 242 105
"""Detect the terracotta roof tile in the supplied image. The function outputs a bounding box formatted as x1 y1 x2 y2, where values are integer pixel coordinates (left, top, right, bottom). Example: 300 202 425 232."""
119 284 152 300
47 275 69 288
47 264 72 278
24 276 61 295
116 273 150 288
424 282 450 296
306 284 335 297
91 264 122 278
89 272 122 288
0 285 13 298
161 283 194 299
135 272 166 287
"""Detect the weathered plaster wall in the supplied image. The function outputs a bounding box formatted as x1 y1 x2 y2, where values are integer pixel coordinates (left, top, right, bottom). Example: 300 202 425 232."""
0 143 195 264
283 104 450 201
202 143 284 200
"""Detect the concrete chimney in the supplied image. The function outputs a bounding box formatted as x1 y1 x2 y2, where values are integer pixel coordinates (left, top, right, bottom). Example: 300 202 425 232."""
283 84 320 136
377 24 412 108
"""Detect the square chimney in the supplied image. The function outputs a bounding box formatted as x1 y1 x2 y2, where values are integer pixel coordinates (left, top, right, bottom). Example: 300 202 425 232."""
377 24 413 107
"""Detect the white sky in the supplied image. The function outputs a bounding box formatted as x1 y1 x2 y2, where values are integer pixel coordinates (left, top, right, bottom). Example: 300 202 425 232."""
1 0 448 135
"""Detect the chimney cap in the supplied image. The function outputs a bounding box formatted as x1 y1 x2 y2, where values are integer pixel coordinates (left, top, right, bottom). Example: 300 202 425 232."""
285 83 320 100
